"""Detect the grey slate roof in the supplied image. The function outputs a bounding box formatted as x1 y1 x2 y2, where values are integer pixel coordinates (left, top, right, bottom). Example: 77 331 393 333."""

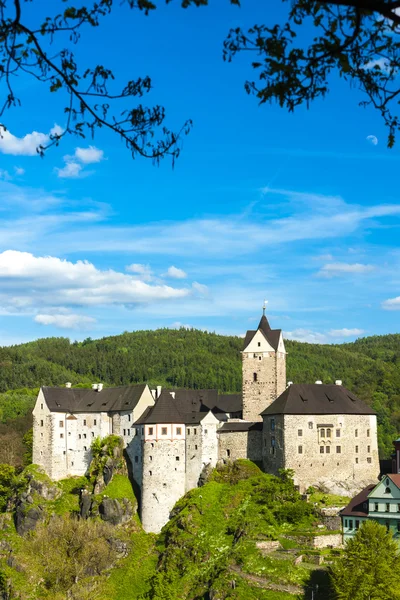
217 422 263 433
42 384 147 413
243 314 281 351
137 388 243 425
260 384 376 416
340 485 375 518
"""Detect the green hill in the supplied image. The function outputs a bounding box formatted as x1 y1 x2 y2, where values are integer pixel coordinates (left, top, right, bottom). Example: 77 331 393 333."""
0 328 400 460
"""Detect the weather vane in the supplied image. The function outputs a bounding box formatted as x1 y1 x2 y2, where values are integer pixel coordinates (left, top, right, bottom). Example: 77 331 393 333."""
263 299 268 316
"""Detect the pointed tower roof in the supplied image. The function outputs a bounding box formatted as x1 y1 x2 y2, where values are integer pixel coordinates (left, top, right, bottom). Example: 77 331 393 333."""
243 306 282 351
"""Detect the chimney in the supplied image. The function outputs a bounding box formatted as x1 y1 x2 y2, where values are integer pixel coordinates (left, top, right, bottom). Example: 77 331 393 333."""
335 380 343 386
151 389 157 400
65 382 72 388
92 384 98 390
287 381 293 387
156 385 162 398
315 380 323 385
97 383 103 392
170 391 176 399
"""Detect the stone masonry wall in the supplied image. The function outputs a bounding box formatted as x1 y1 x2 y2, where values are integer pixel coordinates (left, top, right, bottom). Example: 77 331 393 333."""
185 424 203 491
283 413 379 494
218 430 263 463
141 438 186 533
262 414 285 475
32 390 53 476
242 352 278 422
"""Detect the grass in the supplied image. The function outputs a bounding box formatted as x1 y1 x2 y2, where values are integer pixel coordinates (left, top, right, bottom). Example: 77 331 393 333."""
308 491 350 507
100 474 137 503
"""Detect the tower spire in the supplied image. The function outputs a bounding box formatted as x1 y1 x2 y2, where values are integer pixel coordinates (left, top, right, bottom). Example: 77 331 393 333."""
262 299 268 317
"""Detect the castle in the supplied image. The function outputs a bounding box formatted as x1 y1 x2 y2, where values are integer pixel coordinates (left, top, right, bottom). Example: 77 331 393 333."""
32 308 380 533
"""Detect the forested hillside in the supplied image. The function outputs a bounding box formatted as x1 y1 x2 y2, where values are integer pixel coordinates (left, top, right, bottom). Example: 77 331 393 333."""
0 328 399 459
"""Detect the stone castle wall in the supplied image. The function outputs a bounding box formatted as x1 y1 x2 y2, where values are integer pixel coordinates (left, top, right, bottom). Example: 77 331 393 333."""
264 412 379 493
218 430 263 464
242 351 286 422
141 437 186 533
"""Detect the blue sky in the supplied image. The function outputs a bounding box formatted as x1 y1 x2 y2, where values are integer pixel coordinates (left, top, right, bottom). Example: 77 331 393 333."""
0 0 399 345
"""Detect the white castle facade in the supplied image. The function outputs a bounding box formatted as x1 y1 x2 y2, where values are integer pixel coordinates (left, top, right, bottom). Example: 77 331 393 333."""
32 310 380 533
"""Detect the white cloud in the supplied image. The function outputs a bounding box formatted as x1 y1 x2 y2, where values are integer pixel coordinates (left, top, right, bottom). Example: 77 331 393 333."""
366 135 379 146
0 124 62 156
0 169 11 181
74 146 104 164
0 250 189 314
382 296 400 310
284 329 328 344
165 266 187 279
126 263 153 281
318 262 375 277
35 313 96 330
14 167 25 176
192 282 209 296
329 328 365 338
55 161 85 179
363 58 391 73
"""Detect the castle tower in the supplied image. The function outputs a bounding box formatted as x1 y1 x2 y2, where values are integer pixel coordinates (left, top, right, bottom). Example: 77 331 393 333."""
140 391 186 533
242 304 286 422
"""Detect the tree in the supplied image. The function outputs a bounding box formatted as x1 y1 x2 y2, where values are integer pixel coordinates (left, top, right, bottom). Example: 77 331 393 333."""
330 520 400 600
224 1 400 146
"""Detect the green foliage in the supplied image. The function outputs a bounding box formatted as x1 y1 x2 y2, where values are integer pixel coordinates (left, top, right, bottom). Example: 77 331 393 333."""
22 428 33 466
0 464 17 512
101 474 136 503
208 459 263 484
330 520 400 600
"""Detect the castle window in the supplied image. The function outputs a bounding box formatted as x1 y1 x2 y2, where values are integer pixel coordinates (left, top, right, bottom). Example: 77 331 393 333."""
253 373 258 382
194 428 197 435
135 456 138 463
325 446 330 454
41 404 43 410
259 356 262 361
128 415 131 422
176 456 180 461
163 483 167 488
123 429 126 436
367 445 370 453
258 342 261 347
226 449 231 458
320 429 325 438
355 429 358 437
149 471 152 476
40 420 43 427
91 432 94 437
326 429 331 438
127 429 130 436
298 446 303 454
83 434 87 439
336 429 340 437
176 427 182 435
41 433 43 438
298 429 302 437
151 443 154 448
149 456 153 461
308 422 313 429
320 446 324 454
355 458 359 464
271 436 275 447
149 427 154 435
375 503 379 511
187 429 190 435
136 428 139 435
63 451 66 455
355 446 358 453
60 433 64 439
84 446 87 451
83 420 87 426
344 519 348 527
161 427 167 436
386 503 390 512
270 419 275 431
79 434 81 439
94 419 97 426
367 429 370 437
336 446 341 454
195 445 198 450
68 432 71 436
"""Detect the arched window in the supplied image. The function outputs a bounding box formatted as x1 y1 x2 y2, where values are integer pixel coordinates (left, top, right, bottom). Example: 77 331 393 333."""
320 428 325 437
385 487 391 494
253 372 258 382
326 429 331 438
